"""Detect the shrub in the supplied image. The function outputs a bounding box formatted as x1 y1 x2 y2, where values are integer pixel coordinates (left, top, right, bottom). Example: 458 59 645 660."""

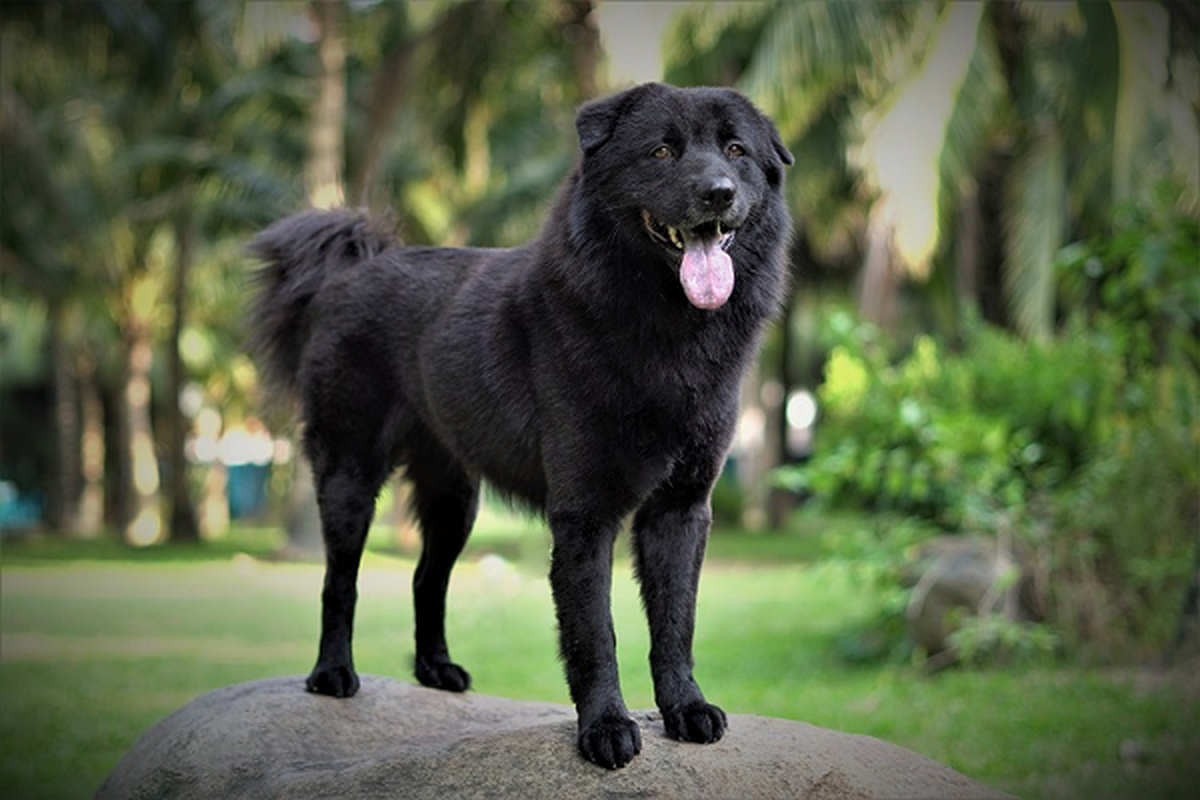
1046 186 1200 659
792 312 1113 532
785 186 1199 663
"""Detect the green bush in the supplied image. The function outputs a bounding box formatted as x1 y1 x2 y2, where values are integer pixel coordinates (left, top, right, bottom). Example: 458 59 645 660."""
794 316 1112 531
784 187 1199 663
1047 187 1200 658
947 613 1060 667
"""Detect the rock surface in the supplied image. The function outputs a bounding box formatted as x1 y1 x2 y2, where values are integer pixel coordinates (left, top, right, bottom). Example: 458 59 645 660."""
98 675 1008 799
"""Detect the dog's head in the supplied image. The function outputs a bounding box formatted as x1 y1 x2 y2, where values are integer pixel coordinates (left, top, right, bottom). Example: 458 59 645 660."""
575 83 793 310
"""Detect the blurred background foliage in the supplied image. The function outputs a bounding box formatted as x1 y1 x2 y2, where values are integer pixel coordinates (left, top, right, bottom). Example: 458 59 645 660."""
1 0 1197 666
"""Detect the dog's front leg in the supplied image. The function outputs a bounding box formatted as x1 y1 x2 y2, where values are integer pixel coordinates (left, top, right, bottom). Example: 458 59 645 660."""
632 478 727 745
547 509 642 769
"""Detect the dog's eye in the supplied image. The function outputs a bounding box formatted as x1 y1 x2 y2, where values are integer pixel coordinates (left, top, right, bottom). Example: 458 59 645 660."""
726 142 747 158
650 144 674 160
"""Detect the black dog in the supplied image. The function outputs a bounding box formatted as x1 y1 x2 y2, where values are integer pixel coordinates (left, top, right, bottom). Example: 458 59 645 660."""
249 82 792 769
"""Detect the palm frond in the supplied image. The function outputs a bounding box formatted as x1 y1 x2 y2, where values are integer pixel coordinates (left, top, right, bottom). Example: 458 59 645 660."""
663 3 767 88
938 16 1008 189
1003 131 1065 340
738 0 927 138
860 2 987 279
1036 1 1119 230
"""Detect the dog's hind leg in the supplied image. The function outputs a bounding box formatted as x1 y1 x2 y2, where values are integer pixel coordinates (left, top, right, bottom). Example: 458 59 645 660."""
305 442 390 699
408 444 479 692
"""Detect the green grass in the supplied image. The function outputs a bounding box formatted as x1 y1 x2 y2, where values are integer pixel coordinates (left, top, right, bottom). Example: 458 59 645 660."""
2 513 1198 798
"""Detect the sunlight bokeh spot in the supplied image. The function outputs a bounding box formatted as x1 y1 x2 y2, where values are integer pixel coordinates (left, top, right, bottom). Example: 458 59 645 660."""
127 509 163 547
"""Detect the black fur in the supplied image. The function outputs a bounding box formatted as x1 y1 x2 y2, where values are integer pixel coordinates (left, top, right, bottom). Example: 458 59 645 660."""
248 83 792 769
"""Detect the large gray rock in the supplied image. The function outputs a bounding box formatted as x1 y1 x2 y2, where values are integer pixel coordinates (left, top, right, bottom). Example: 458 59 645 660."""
905 535 1033 664
98 675 1008 799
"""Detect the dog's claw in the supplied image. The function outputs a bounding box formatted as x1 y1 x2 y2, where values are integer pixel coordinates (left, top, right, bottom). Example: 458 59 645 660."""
306 664 360 698
663 701 727 744
415 655 471 693
579 713 643 769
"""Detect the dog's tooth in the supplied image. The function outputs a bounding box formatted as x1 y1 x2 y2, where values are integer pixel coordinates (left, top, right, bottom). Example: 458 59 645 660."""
669 227 683 249
716 221 723 237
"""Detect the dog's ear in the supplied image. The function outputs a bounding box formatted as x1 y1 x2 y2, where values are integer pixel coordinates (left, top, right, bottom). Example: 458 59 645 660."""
576 83 660 157
748 99 792 168
762 129 793 189
770 129 794 167
752 109 792 188
576 96 617 157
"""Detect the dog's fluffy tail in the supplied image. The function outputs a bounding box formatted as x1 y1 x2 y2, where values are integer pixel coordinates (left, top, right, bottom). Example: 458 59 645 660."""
247 208 395 398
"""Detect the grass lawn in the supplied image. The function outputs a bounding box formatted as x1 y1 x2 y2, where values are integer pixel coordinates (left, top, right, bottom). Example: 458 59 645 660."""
2 509 1198 798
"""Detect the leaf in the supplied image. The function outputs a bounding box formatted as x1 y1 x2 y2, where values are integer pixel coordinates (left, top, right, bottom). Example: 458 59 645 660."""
937 13 1009 219
738 1 925 137
861 3 986 278
1003 131 1065 340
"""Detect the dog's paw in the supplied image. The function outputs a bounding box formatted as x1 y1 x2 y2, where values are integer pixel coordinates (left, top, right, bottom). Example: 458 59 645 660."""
306 664 360 698
415 655 471 692
578 713 643 769
663 701 727 744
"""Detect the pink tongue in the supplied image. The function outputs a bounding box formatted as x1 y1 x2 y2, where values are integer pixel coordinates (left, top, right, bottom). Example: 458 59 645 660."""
680 240 734 310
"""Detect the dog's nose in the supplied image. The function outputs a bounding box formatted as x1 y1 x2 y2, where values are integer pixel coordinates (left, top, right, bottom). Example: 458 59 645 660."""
699 177 736 211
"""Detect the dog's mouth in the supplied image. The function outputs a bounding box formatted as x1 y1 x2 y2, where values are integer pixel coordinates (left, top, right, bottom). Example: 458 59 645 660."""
641 211 737 254
642 210 737 311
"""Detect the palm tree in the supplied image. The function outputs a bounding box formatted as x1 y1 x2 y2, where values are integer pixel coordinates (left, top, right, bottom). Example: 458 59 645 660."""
84 0 295 544
2 0 294 542
1 7 125 536
666 1 1199 339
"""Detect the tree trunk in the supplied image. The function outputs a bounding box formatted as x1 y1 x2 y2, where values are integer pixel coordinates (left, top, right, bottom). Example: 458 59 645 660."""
277 0 351 558
306 0 347 209
121 320 163 546
166 211 200 542
768 300 797 529
348 36 418 207
390 480 420 554
463 99 492 201
199 461 229 539
561 0 601 102
283 443 324 559
73 352 105 538
48 302 80 532
955 180 981 318
974 146 1014 329
737 361 774 532
1171 536 1200 661
857 210 900 330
